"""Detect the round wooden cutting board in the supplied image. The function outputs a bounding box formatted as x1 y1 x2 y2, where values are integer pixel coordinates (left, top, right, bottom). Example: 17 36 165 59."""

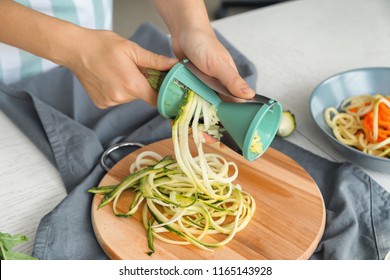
91 138 325 260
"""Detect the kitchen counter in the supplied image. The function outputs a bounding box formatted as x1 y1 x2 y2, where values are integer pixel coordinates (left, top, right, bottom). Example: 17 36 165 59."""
0 0 389 256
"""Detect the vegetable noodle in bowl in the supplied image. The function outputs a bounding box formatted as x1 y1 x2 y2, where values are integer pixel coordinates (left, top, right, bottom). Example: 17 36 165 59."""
309 67 390 172
325 94 390 158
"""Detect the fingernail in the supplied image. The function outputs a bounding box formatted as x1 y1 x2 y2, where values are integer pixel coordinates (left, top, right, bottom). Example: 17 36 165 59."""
241 87 254 96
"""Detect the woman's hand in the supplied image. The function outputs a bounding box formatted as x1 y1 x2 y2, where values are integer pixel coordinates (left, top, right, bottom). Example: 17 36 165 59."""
63 29 178 108
153 0 255 100
0 1 178 109
171 28 255 99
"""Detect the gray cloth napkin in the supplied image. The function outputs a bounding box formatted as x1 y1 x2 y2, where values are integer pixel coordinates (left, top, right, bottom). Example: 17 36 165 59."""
0 23 389 260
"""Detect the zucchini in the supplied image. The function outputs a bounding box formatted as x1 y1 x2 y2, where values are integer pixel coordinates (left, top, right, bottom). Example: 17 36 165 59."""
89 89 256 254
277 110 296 137
146 217 155 256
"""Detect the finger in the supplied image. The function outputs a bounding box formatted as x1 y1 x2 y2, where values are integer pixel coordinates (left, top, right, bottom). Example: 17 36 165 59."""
130 43 178 71
123 65 158 107
202 132 219 144
78 80 115 109
210 62 255 99
87 74 156 108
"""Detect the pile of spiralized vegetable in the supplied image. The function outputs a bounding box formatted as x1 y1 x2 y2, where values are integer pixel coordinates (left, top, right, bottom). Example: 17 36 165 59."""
324 94 390 158
89 90 255 254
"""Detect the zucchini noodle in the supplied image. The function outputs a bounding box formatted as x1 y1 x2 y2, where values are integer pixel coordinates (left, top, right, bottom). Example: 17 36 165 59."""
324 94 390 158
89 90 256 253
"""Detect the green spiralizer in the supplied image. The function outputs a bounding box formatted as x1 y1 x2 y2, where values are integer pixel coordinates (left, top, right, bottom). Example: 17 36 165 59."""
156 59 282 161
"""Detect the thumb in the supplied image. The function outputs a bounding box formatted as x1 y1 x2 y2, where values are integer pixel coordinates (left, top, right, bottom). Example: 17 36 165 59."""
210 62 255 99
131 43 178 70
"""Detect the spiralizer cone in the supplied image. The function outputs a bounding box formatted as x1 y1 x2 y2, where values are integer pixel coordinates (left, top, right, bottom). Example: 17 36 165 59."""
157 61 282 161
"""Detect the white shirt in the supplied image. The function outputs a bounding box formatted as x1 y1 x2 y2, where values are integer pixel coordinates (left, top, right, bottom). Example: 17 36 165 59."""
0 0 113 85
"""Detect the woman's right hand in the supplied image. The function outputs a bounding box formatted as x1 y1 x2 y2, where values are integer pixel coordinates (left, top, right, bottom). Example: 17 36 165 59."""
62 28 178 108
1 1 178 109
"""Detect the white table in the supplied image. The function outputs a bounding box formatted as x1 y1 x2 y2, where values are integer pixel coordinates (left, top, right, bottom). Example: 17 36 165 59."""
0 0 389 256
213 0 390 188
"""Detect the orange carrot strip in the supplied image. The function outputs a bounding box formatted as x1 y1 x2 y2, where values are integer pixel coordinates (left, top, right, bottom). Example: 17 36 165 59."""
363 112 374 130
379 120 390 129
349 108 358 113
379 102 390 113
379 110 390 122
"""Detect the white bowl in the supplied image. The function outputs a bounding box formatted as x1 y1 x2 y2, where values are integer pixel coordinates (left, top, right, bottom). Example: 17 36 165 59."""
309 67 390 172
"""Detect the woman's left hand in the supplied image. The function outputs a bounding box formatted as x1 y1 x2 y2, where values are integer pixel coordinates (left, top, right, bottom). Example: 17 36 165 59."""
171 28 255 100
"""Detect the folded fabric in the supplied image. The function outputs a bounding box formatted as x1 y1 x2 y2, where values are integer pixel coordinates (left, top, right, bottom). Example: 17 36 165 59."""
271 138 390 260
0 23 388 260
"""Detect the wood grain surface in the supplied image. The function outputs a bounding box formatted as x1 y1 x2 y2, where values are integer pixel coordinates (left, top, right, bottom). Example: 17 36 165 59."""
91 139 325 260
2 0 389 257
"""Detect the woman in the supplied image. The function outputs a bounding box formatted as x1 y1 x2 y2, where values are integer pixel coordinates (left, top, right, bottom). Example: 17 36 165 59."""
0 0 255 108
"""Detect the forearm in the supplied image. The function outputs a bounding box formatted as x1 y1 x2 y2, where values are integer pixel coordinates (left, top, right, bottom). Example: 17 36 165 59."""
0 0 82 66
152 0 214 37
153 0 255 98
